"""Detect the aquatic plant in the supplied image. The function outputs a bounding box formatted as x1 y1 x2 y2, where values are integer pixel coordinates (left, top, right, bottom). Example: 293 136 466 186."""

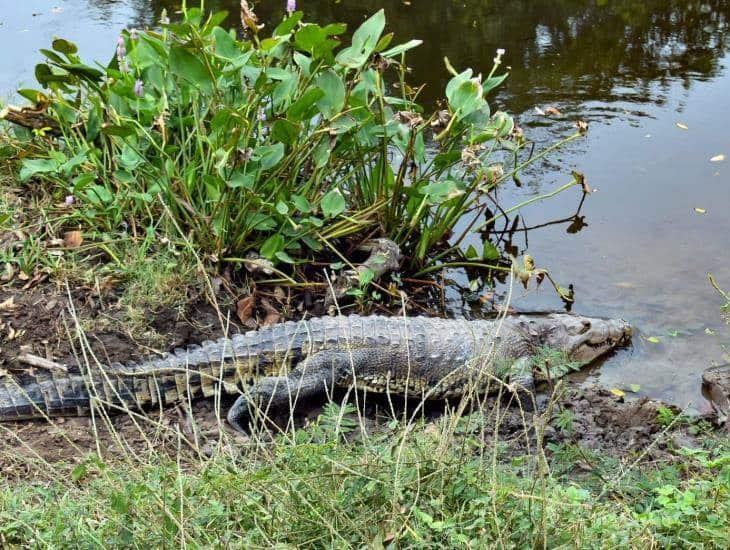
4 5 583 293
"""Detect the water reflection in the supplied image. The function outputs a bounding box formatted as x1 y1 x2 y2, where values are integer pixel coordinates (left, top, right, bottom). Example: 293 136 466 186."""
115 0 730 110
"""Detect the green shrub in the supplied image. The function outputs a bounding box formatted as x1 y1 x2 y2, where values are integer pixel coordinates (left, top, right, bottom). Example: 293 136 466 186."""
9 6 582 281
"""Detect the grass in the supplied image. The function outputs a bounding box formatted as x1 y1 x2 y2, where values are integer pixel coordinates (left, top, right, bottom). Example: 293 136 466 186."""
0 404 728 548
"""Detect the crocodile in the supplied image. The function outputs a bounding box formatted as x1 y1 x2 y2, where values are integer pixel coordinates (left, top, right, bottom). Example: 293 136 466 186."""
0 314 631 431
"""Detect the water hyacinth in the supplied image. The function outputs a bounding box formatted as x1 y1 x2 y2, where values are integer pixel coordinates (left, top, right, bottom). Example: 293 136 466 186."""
134 79 144 97
286 0 296 15
116 36 128 73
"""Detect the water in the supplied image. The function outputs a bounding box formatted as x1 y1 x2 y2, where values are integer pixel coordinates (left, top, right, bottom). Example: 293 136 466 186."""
1 1 729 408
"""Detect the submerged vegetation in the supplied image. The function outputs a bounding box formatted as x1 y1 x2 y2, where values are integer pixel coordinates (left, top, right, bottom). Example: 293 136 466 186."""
1 4 585 303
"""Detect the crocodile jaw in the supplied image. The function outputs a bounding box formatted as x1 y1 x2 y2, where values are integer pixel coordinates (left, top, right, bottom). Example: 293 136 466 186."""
542 314 632 364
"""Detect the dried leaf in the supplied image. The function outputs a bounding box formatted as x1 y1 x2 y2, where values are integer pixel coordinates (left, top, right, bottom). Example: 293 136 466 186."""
236 295 255 324
645 336 661 344
710 154 725 162
544 106 562 116
694 207 707 214
571 171 590 194
0 297 15 312
260 298 281 326
609 388 625 397
63 230 83 248
523 254 535 271
676 122 689 130
0 263 13 282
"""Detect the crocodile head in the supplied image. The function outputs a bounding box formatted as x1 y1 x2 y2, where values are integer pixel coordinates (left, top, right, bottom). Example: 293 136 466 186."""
702 364 730 430
517 313 632 363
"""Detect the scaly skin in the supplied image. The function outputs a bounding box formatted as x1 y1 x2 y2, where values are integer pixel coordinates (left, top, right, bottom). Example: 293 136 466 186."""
0 314 631 430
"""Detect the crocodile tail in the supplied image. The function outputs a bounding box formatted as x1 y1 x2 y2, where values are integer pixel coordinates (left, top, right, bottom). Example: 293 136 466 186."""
0 373 93 421
0 363 241 421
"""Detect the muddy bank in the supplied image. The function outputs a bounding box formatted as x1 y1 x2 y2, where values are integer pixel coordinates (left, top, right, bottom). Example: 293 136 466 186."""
1 381 722 483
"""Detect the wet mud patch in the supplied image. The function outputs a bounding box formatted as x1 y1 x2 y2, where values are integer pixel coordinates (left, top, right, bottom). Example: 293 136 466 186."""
484 385 714 464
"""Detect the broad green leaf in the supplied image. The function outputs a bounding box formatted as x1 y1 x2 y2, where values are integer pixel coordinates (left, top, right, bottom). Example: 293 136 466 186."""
445 69 473 103
169 45 214 91
291 194 312 213
381 40 423 58
20 158 59 181
16 89 48 103
119 144 144 170
57 63 104 82
483 73 508 95
228 170 254 189
374 33 394 53
275 251 296 264
260 234 284 259
212 27 240 59
315 70 345 118
449 79 483 119
85 185 113 204
52 38 78 56
287 88 325 121
272 119 300 145
256 143 285 170
335 46 368 69
321 189 346 218
351 9 385 52
274 12 303 36
276 201 289 215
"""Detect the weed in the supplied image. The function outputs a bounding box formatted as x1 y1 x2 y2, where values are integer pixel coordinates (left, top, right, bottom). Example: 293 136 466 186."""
656 406 677 427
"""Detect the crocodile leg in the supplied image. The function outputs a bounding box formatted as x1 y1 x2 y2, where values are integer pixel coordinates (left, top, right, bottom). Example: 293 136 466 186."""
227 349 361 432
506 357 536 412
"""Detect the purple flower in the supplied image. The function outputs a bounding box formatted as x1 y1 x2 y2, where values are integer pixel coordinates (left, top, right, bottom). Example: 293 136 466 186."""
116 37 126 59
286 0 296 15
64 195 75 206
134 79 144 97
116 36 128 73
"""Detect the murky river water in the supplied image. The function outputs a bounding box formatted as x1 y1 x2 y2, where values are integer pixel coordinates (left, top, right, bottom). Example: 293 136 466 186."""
1 1 729 408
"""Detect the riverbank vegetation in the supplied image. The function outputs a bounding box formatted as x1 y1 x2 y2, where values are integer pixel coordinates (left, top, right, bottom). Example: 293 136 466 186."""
1 4 729 549
0 399 728 547
1 4 585 317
